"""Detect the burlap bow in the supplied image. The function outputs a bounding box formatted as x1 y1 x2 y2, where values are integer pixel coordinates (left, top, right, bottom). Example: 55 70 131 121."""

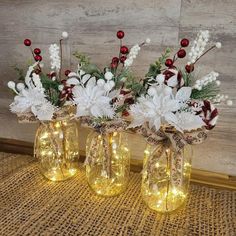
17 105 76 123
81 117 128 178
136 123 207 186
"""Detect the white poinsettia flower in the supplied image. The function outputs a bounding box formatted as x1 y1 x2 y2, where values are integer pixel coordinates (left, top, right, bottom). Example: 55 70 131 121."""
10 87 56 121
66 77 80 86
72 77 114 118
31 102 56 121
175 86 192 104
129 92 180 131
173 111 204 132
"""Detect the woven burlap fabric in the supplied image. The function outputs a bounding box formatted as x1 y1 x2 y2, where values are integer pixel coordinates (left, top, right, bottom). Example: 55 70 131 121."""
0 152 235 236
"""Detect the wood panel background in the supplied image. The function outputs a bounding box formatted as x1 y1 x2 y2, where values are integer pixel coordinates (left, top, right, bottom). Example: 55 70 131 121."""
0 0 235 175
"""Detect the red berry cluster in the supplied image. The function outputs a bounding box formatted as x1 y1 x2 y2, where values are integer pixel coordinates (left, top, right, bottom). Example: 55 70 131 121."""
24 38 43 63
110 30 129 69
164 38 194 74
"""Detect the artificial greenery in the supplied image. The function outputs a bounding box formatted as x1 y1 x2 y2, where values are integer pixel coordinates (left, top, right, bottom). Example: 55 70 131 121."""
40 73 60 105
13 65 25 81
145 48 171 78
191 82 220 100
73 51 90 66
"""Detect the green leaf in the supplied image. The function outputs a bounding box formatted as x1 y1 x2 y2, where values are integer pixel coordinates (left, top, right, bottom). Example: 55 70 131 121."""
81 64 103 77
73 51 90 66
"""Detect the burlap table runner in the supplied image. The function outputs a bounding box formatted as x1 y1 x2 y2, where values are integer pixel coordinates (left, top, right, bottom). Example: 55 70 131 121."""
0 152 235 236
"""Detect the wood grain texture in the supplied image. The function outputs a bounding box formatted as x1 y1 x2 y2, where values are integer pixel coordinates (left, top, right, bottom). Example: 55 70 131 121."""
0 0 235 175
179 0 236 176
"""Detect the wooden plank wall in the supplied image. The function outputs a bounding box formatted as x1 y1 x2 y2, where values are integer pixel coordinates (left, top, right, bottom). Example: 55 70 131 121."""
0 0 235 175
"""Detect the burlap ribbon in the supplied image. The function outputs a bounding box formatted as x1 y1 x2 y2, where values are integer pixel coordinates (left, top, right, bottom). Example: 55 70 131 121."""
81 117 128 178
16 105 77 123
136 123 207 186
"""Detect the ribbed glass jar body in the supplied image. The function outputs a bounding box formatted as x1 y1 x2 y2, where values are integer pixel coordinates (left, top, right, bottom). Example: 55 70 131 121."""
86 131 130 197
141 142 192 213
34 119 79 181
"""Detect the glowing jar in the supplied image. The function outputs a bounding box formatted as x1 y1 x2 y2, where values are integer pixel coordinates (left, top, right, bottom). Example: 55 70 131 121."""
34 119 79 181
141 142 192 213
86 131 130 197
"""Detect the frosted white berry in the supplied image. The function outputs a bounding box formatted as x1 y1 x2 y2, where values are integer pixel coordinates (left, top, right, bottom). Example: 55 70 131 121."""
16 83 25 91
7 81 16 90
145 38 151 44
226 100 233 106
58 85 64 91
62 31 69 39
104 71 113 81
7 81 18 94
215 42 222 49
188 30 210 64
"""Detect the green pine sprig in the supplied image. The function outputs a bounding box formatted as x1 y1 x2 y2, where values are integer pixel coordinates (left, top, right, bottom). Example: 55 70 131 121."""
191 82 220 100
13 65 25 81
145 48 171 78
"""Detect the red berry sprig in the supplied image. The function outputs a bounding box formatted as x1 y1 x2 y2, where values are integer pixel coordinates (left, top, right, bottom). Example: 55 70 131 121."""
165 59 173 67
180 38 189 47
117 30 125 39
112 57 119 64
110 30 128 70
177 49 186 58
24 39 31 46
185 64 194 73
34 48 41 55
110 62 118 69
24 38 43 64
34 55 42 61
120 46 129 54
120 55 127 63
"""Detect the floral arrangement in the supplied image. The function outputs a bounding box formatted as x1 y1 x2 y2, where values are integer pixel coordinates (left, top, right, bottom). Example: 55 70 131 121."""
7 30 232 132
128 30 232 134
66 30 150 128
7 32 75 121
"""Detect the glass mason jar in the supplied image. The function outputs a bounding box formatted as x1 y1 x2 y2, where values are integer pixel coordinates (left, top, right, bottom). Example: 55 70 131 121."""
86 131 130 197
34 119 79 181
141 141 192 213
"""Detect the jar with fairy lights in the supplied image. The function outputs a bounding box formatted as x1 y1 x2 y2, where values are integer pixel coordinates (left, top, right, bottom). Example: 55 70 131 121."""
34 118 79 181
85 129 130 197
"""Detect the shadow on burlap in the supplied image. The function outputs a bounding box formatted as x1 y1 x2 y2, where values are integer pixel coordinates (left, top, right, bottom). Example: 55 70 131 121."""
0 152 235 236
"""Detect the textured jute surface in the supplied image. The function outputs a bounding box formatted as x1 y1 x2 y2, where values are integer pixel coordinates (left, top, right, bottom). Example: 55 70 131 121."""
0 152 235 236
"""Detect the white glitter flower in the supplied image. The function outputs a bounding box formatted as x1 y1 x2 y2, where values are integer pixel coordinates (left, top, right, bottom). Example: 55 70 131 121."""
129 88 180 131
72 77 114 118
